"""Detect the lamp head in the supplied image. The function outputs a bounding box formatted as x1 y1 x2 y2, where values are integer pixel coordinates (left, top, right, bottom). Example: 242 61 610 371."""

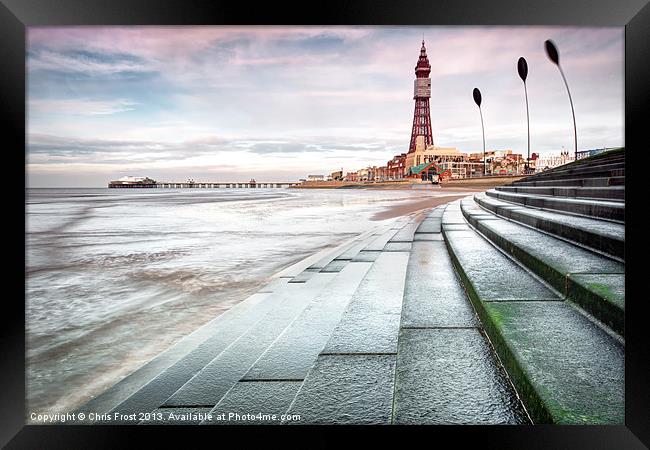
545 40 560 65
517 57 528 82
473 87 482 107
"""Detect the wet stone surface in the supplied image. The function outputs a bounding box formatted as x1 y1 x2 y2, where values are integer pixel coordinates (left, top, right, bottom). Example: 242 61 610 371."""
415 218 442 233
442 211 467 224
203 381 302 425
163 273 337 406
475 193 625 241
445 228 559 301
413 233 444 241
323 252 409 354
334 235 376 260
441 224 471 231
287 354 396 424
258 278 291 293
106 291 285 420
569 273 625 310
389 219 424 243
243 262 372 380
393 328 529 424
320 259 349 273
363 229 400 251
350 250 382 262
383 242 412 252
427 208 445 218
487 190 625 221
401 241 477 328
484 301 624 424
288 269 319 283
475 218 624 275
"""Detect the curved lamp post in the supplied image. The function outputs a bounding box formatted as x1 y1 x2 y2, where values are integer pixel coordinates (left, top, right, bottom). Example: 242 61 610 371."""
517 57 531 174
473 88 486 177
545 39 577 161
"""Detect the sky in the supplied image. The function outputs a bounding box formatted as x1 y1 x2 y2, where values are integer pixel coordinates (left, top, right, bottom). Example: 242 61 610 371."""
26 26 624 187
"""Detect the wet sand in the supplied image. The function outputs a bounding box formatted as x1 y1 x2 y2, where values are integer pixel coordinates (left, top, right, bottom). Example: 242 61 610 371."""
372 193 472 220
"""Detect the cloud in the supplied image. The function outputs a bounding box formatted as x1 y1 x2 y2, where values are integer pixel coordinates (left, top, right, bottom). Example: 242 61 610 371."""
28 48 154 77
26 26 624 186
30 98 138 115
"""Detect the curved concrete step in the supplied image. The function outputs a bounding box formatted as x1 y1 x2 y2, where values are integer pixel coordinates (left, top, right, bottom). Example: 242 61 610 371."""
513 176 625 188
460 197 624 337
242 262 374 382
284 250 411 424
392 238 528 424
552 154 625 171
195 261 377 425
517 150 624 184
496 185 624 202
553 151 624 169
534 158 624 175
442 201 624 424
157 270 340 408
520 163 624 183
474 193 624 261
486 189 625 223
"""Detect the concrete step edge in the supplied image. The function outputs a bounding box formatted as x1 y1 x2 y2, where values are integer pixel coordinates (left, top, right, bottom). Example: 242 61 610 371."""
524 166 625 182
513 176 625 188
474 194 625 261
460 199 624 337
530 160 625 177
496 185 625 202
441 204 624 424
485 189 625 223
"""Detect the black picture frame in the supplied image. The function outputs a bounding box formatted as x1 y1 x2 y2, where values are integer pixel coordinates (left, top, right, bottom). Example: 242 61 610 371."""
4 0 649 447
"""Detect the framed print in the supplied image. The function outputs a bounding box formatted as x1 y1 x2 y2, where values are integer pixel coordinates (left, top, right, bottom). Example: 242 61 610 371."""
4 0 650 447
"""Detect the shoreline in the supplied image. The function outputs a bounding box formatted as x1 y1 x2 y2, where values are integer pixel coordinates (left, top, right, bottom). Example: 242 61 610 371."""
292 176 524 190
371 193 471 220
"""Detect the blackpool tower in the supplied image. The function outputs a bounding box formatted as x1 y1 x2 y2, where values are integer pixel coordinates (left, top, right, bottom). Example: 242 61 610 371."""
408 40 434 153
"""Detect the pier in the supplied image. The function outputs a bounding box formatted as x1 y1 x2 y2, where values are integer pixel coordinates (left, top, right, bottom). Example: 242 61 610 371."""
108 181 300 189
83 149 624 425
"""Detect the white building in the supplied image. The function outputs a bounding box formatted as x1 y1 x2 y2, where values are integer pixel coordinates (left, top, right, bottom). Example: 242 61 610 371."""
117 176 147 183
535 151 575 172
307 174 325 182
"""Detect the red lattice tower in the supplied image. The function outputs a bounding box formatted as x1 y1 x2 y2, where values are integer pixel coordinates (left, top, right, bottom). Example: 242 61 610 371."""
408 40 434 153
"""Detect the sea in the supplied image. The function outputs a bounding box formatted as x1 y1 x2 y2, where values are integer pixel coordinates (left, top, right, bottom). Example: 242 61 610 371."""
25 187 444 415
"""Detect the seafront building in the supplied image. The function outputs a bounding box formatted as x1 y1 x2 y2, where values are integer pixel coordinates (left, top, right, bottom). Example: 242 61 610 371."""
534 150 575 172
108 176 156 188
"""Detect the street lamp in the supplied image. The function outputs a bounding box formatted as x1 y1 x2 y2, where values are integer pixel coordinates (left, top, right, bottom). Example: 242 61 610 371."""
545 39 577 162
473 87 486 177
517 57 530 175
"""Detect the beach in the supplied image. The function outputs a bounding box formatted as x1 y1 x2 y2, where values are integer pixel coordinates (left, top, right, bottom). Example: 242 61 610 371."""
25 186 481 415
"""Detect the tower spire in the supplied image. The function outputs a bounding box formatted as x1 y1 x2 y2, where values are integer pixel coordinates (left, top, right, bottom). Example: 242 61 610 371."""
409 40 434 153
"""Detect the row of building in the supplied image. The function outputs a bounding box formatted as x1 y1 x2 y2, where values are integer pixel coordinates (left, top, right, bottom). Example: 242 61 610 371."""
309 148 583 183
338 144 532 183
